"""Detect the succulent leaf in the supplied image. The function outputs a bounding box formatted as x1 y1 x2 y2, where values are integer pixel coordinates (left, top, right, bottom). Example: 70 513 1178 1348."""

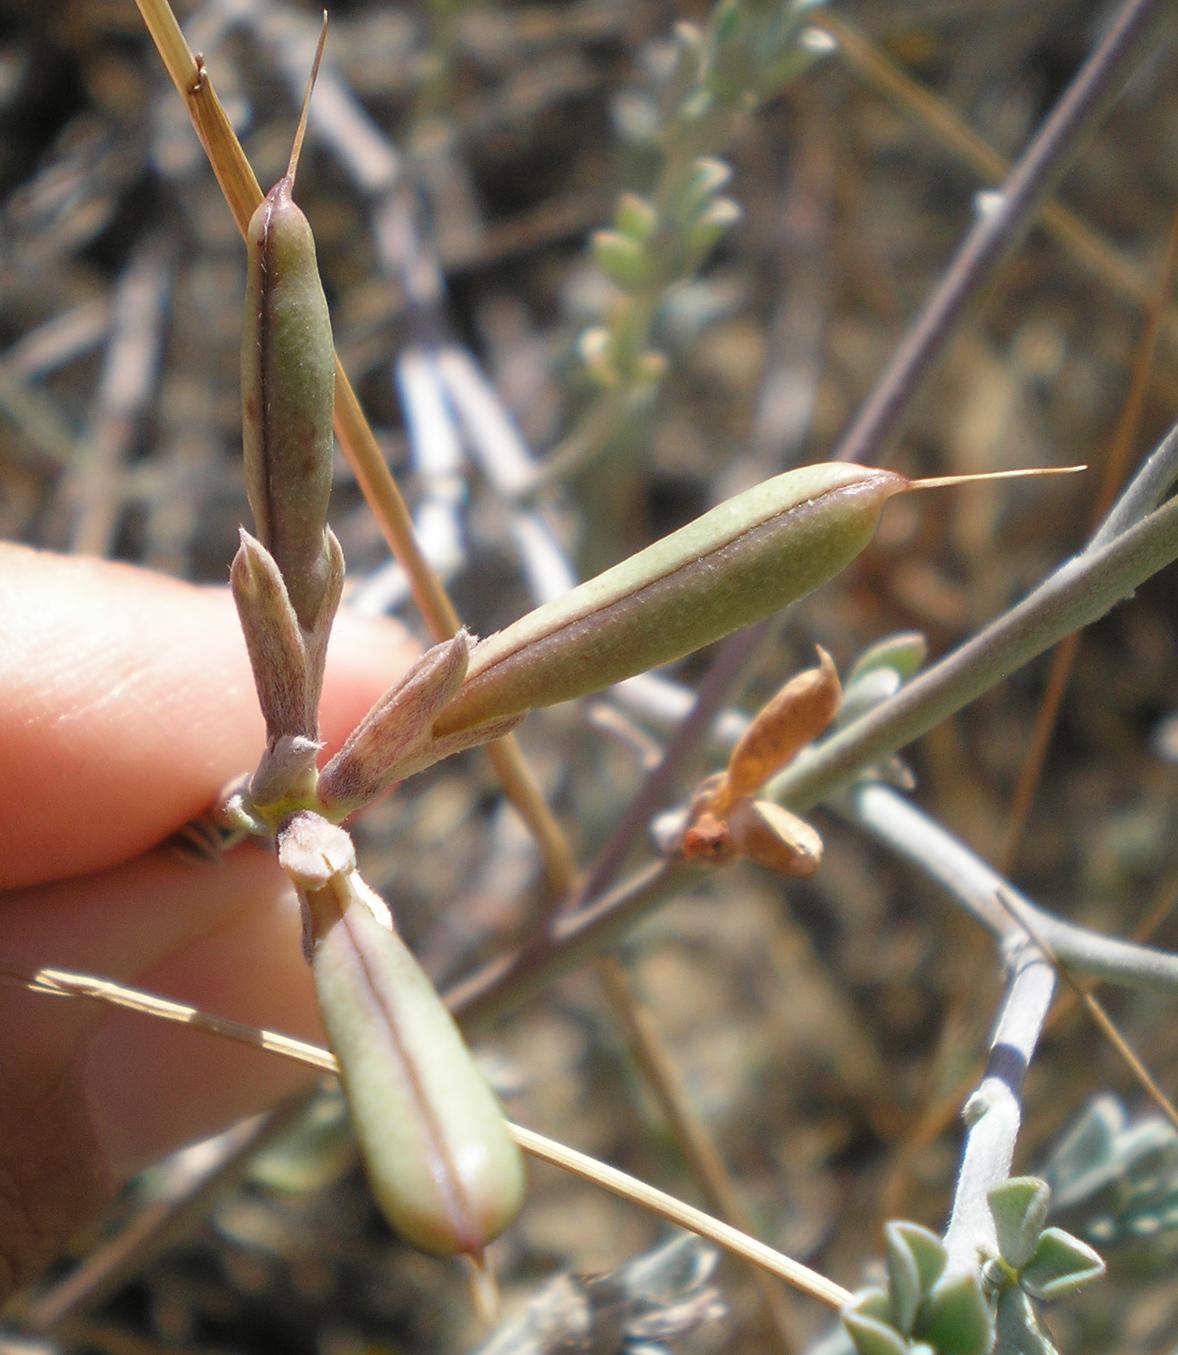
1019 1228 1105 1301
914 1271 993 1355
989 1177 1052 1271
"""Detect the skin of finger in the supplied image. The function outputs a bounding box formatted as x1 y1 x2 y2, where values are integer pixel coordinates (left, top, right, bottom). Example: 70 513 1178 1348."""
0 846 322 1298
0 544 419 890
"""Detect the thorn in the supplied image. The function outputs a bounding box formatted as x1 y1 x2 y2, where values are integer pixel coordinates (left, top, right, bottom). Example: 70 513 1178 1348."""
908 465 1086 491
287 12 329 185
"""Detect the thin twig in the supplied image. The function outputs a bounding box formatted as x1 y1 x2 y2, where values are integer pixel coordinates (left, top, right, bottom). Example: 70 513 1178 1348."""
812 9 1178 355
846 783 1178 994
771 480 1178 815
999 196 1178 871
446 858 692 1028
826 0 1173 468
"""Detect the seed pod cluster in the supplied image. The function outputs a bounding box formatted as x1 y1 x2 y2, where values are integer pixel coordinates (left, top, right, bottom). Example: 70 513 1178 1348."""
225 30 528 1263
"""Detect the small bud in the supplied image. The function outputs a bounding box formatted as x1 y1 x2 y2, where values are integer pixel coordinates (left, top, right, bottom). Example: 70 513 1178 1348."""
592 228 656 291
681 196 741 272
671 157 733 223
249 734 323 819
845 631 929 688
614 192 659 242
317 631 472 818
718 646 840 810
577 326 618 387
727 798 823 879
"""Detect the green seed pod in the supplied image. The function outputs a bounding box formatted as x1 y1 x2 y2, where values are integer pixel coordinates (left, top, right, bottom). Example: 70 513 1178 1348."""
433 463 907 737
431 461 1078 740
280 813 526 1258
242 174 336 633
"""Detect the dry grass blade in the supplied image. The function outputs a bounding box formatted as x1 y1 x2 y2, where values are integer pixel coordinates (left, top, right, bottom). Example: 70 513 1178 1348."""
3 963 851 1311
812 9 1178 352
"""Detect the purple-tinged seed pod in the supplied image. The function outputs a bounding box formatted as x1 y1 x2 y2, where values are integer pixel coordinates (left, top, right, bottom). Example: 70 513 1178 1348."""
431 462 1079 739
433 464 906 737
278 812 526 1258
241 173 336 634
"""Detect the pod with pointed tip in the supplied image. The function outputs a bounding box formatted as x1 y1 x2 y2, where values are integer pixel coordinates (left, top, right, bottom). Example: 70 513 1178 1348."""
433 463 907 737
242 175 336 633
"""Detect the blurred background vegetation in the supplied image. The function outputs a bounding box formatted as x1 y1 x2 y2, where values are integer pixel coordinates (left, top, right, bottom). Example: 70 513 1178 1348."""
3 0 1178 1350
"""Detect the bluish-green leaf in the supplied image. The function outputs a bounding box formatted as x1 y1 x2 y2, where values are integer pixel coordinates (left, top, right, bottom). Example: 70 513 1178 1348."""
989 1177 1052 1270
843 1312 909 1355
994 1289 1059 1355
1020 1228 1105 1301
915 1272 994 1355
846 632 929 687
885 1222 947 1333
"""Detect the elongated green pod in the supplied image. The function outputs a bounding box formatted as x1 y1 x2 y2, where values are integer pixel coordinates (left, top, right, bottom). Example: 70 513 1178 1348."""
281 814 526 1257
433 463 906 736
242 175 336 632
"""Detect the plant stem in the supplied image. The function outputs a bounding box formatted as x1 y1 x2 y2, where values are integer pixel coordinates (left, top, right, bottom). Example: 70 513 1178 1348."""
771 488 1178 815
999 215 1178 872
446 859 696 1029
811 8 1178 354
941 944 1055 1276
847 783 1178 994
828 0 1172 468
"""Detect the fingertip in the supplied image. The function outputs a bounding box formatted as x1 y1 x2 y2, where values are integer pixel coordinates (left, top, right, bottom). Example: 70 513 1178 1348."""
81 853 325 1176
0 546 417 889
